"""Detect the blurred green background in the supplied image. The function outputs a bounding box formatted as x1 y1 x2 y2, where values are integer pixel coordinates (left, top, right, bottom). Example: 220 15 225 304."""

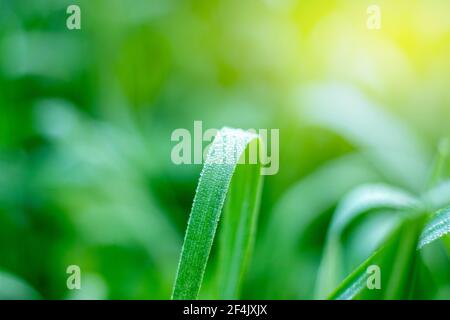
0 0 449 299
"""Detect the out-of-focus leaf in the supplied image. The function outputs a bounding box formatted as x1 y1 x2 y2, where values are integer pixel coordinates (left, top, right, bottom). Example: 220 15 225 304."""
172 128 263 300
66 273 107 300
425 180 450 210
0 271 40 300
316 184 420 298
428 138 449 189
297 84 430 192
34 101 181 280
2 32 84 79
252 154 379 299
328 213 427 300
329 184 420 234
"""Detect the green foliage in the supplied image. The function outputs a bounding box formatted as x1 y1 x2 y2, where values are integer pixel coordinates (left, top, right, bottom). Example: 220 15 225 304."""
0 0 449 300
328 213 426 300
172 128 263 299
0 271 40 300
419 207 450 250
315 184 420 298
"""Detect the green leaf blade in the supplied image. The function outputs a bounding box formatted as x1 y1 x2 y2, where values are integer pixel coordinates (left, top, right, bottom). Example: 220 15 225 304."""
315 184 419 298
171 128 263 300
418 206 450 249
328 213 427 300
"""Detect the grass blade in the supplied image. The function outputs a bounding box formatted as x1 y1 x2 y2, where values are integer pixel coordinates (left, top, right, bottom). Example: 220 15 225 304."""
171 128 263 300
253 154 379 299
215 158 263 298
418 206 450 249
328 213 427 300
315 184 419 298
